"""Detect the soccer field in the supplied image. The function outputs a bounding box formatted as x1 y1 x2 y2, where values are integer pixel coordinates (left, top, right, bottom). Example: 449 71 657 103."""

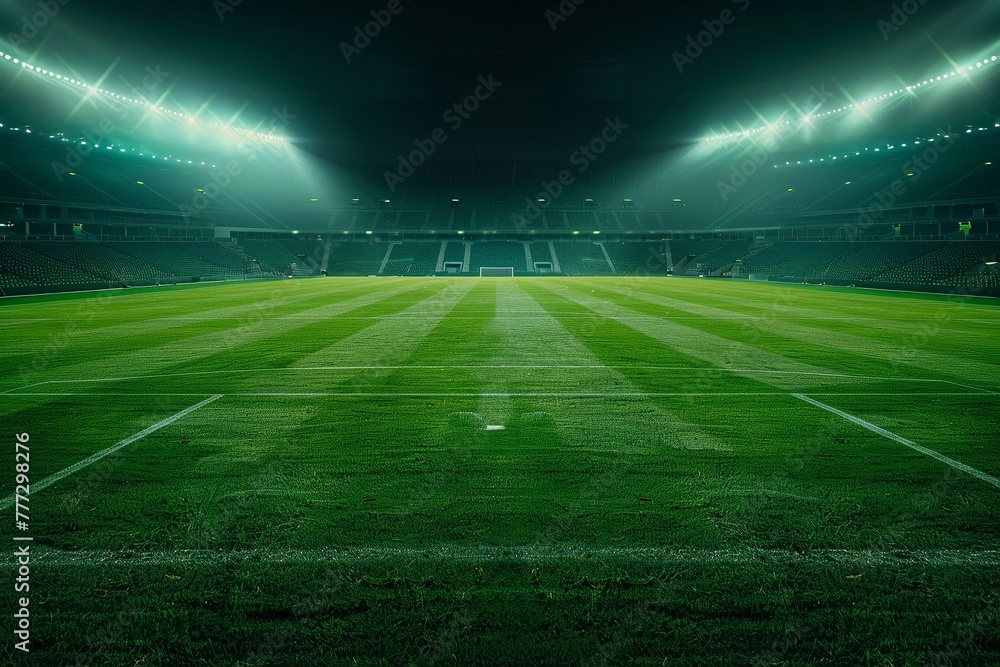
3 276 999 666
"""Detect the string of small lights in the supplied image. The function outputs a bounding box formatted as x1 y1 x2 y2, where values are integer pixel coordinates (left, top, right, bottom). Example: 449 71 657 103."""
704 55 999 143
0 122 232 170
771 123 1000 169
0 49 284 143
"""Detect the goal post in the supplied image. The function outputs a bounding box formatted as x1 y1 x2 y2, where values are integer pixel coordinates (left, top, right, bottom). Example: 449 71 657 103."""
479 267 514 277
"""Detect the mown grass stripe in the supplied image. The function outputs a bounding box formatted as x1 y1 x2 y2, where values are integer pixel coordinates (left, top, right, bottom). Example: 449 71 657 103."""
3 278 443 393
1 365 969 386
601 280 1000 388
530 280 830 382
28 545 1000 566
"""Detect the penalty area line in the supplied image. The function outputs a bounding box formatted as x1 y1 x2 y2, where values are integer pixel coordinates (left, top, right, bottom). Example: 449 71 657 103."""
4 391 988 398
792 393 1000 490
1 366 969 394
0 394 224 510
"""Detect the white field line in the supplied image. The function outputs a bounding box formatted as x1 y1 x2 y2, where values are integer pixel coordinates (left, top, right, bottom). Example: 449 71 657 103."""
1 381 50 395
11 315 998 321
102 315 1000 321
936 379 998 394
3 366 982 394
0 395 224 510
793 394 1000 490
6 392 987 398
26 546 1000 567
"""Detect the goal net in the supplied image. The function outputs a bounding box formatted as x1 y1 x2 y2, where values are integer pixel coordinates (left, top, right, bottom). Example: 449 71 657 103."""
479 267 514 277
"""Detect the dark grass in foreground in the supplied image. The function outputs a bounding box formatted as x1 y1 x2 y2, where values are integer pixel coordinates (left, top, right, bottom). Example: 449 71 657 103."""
1 276 999 665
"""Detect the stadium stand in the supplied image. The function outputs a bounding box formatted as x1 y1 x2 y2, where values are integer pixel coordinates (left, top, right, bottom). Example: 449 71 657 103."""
669 240 730 273
874 240 1000 287
637 212 660 230
27 241 170 283
736 241 857 279
677 239 751 276
612 211 640 230
529 242 553 266
397 211 428 229
442 241 467 272
180 242 251 273
0 113 997 294
239 240 316 276
552 242 614 275
382 242 441 276
470 241 527 274
325 243 389 276
450 209 472 231
821 241 946 282
603 242 670 275
0 243 103 287
565 211 599 230
105 242 240 279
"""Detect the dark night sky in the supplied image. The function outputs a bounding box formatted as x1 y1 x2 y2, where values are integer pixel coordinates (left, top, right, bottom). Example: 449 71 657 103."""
1 0 998 166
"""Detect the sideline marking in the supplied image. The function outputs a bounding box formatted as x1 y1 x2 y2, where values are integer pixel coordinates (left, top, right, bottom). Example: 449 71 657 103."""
0 395 224 509
4 392 989 398
3 366 979 395
793 393 1000 490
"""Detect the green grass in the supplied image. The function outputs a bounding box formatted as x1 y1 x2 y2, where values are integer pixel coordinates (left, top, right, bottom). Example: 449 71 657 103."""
2 276 999 666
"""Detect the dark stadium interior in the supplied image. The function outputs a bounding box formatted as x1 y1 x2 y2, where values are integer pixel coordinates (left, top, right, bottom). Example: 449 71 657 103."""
1 0 999 295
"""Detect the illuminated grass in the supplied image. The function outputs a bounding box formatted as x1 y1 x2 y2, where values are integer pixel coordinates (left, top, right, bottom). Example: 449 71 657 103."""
2 277 999 666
